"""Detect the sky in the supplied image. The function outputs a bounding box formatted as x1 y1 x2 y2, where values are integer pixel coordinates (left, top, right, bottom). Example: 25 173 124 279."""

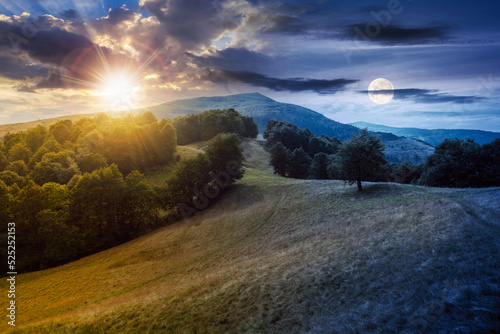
0 0 499 131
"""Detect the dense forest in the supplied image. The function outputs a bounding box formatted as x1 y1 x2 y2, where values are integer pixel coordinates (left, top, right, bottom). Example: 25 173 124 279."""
266 120 500 188
0 109 254 272
173 108 258 145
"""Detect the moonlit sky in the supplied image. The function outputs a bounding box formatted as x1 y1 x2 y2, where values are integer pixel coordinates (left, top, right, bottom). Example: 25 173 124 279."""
0 0 499 131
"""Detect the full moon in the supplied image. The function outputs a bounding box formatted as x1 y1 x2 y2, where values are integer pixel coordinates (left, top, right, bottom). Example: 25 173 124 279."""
368 78 394 104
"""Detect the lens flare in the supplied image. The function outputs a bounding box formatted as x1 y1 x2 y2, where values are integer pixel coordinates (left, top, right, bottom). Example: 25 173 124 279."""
100 72 139 110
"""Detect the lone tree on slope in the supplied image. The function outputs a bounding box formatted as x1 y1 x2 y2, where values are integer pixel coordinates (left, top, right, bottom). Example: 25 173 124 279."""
334 129 386 191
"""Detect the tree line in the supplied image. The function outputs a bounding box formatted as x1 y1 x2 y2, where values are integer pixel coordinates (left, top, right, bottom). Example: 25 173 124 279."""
173 108 258 145
267 120 500 189
0 110 249 272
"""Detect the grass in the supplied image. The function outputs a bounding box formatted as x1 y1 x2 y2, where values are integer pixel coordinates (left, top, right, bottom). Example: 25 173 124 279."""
144 145 203 186
1 140 499 333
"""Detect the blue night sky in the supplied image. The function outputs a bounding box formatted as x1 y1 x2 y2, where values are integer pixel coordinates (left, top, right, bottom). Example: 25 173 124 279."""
0 0 499 131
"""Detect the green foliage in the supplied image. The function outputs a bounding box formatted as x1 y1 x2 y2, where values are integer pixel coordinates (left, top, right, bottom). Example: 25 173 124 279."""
0 150 8 172
265 120 309 151
417 138 496 188
2 131 24 153
40 135 63 153
71 164 127 249
11 181 79 270
0 112 245 272
37 209 80 268
265 120 340 158
270 142 290 176
30 161 79 185
163 153 213 208
0 170 25 188
30 151 80 185
69 165 160 255
288 147 312 179
334 129 387 191
173 109 258 145
242 116 259 138
308 153 330 180
98 118 177 174
25 125 48 152
123 171 158 235
173 113 202 145
0 179 10 223
140 111 158 125
6 160 29 177
480 138 500 187
49 120 75 145
308 135 340 156
205 133 244 181
162 133 244 218
8 142 32 163
79 153 108 173
158 120 177 163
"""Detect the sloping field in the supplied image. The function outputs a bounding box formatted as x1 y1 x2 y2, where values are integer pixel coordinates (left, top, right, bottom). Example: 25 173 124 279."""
2 142 499 333
0 114 96 139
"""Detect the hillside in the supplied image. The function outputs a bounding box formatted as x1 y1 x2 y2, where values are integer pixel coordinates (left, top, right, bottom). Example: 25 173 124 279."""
370 132 434 164
350 121 500 146
0 113 96 139
139 92 359 141
139 93 434 163
3 140 498 333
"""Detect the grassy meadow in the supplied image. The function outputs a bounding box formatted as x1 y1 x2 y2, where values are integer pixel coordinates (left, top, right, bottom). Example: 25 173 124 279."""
1 140 498 333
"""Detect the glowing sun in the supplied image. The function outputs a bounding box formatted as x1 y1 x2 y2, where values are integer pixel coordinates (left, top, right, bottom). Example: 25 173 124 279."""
101 72 139 110
368 78 394 104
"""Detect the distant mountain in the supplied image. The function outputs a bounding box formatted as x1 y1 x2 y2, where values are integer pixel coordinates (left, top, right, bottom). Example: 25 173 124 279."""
140 93 360 141
140 93 434 164
350 121 500 147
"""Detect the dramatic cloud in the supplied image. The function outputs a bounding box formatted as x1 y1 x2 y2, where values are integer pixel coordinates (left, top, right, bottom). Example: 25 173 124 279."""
0 53 48 80
102 6 135 25
0 21 94 66
204 70 358 94
360 89 485 104
139 0 237 51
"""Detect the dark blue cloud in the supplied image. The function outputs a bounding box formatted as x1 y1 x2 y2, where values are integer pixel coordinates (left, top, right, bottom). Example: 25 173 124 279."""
192 48 274 72
203 70 358 94
104 6 135 25
360 89 485 104
345 24 450 45
0 21 94 66
60 9 79 20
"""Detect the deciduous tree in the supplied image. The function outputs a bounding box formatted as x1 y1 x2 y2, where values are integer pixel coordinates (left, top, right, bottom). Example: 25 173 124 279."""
334 129 387 191
270 142 290 176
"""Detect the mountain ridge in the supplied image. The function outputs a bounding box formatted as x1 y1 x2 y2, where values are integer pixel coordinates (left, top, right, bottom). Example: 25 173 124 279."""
139 92 360 141
350 121 500 146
